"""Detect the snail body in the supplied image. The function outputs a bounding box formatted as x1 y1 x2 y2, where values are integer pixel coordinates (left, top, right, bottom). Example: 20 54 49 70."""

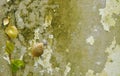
31 43 44 57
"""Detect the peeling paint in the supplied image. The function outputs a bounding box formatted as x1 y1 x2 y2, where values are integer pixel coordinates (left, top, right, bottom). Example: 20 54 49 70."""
64 62 71 76
86 36 95 45
99 0 120 31
38 46 53 74
85 38 120 76
104 38 120 76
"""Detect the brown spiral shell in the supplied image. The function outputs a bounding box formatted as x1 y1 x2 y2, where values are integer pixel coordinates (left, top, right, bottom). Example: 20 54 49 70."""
31 43 44 57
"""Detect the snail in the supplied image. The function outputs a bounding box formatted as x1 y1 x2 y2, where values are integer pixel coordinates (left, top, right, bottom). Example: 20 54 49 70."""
5 25 18 39
31 43 44 57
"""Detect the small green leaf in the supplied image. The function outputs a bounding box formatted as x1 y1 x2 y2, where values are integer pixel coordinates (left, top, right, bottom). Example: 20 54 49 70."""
11 59 25 72
5 40 14 54
5 25 18 39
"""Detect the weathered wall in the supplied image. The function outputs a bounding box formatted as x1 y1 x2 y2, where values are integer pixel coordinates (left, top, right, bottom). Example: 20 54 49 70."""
0 0 120 76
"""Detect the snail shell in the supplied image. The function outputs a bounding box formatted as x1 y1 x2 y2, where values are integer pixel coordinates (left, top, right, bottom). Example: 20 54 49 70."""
31 43 44 57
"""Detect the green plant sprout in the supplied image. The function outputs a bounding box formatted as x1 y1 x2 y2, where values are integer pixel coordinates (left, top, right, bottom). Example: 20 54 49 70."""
11 59 25 72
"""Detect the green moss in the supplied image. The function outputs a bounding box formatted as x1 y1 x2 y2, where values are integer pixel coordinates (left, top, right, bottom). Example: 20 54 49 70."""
50 55 59 68
21 28 34 43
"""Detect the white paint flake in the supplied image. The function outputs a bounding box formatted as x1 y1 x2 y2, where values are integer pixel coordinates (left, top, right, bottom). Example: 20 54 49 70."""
86 36 95 45
3 54 10 64
64 62 71 76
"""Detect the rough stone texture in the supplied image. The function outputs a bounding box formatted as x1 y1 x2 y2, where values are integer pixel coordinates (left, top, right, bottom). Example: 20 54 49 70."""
0 57 12 76
0 0 120 76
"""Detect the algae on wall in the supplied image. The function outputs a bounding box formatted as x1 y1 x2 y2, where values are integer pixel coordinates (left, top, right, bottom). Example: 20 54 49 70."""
0 0 120 76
